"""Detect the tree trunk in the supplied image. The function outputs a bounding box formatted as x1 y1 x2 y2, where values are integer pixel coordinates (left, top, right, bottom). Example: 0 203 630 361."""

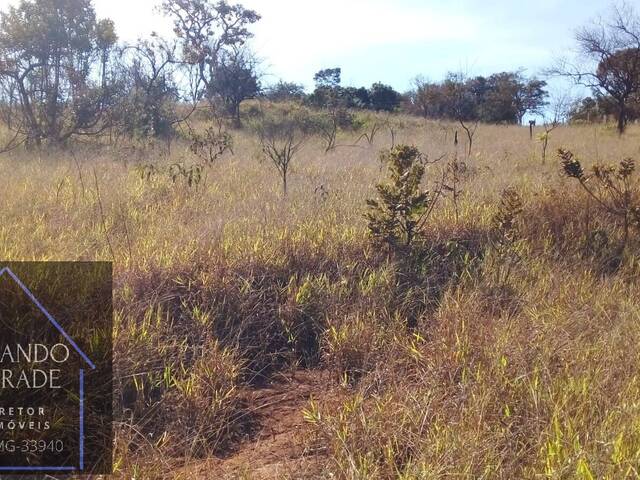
17 79 41 146
233 102 241 129
47 53 61 141
617 101 626 135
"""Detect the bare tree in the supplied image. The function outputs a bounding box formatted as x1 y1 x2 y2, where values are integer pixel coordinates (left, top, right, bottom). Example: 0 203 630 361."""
539 93 571 163
549 2 640 135
254 108 311 195
458 119 478 159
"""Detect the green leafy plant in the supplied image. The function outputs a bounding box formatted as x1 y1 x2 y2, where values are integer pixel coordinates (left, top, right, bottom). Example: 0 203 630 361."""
558 148 640 248
366 145 437 249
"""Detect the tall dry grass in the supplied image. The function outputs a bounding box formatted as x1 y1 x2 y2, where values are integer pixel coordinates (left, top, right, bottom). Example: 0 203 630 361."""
1 114 640 478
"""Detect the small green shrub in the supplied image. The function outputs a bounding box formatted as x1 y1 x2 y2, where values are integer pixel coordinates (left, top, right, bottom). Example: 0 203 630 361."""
366 145 434 249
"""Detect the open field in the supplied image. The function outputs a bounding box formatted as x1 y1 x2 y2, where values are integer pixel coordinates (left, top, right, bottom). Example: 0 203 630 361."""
2 117 640 478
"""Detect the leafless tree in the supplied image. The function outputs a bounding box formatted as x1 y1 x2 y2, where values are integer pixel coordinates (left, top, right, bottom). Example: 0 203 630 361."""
255 108 311 195
458 119 478 159
539 93 572 163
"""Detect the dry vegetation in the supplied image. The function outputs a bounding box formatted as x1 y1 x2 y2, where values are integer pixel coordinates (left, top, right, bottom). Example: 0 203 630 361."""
2 111 640 478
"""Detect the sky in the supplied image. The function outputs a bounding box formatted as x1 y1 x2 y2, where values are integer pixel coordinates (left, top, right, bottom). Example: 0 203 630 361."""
0 0 616 95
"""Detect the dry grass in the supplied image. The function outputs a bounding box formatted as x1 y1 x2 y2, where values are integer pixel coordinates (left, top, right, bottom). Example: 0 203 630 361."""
2 114 640 478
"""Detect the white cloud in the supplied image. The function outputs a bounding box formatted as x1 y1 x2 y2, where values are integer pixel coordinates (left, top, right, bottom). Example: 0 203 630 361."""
0 0 605 93
240 0 479 86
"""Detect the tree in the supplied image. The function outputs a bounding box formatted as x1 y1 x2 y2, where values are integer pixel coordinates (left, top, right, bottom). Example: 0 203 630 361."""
410 76 429 118
550 3 640 134
569 96 601 123
308 67 342 109
313 68 341 88
569 93 640 124
209 48 260 127
516 77 548 123
472 74 512 123
0 0 118 148
306 67 359 152
252 107 312 195
161 0 260 116
595 48 640 133
116 37 185 139
409 72 547 125
264 81 306 103
369 82 401 112
445 73 480 157
481 72 547 124
343 86 370 109
410 77 448 118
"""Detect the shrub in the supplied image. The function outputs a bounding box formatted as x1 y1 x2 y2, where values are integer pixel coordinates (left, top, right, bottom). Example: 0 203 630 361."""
366 145 434 249
558 148 640 249
188 125 234 164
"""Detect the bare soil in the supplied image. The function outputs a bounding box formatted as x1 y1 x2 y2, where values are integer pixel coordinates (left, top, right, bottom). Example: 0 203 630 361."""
176 370 336 479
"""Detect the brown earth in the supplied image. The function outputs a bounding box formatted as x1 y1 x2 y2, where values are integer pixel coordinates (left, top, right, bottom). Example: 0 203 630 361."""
175 370 337 479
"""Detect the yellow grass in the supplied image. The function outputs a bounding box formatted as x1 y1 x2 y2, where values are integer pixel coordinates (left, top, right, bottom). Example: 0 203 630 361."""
2 117 640 478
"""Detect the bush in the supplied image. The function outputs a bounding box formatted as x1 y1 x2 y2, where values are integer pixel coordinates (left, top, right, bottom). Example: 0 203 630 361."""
558 148 640 249
366 145 434 249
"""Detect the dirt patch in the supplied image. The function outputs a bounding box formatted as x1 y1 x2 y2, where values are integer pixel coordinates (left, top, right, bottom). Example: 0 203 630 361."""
175 369 336 479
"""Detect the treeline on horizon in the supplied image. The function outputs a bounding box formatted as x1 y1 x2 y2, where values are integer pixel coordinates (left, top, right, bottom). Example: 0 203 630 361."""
0 0 639 151
265 68 549 126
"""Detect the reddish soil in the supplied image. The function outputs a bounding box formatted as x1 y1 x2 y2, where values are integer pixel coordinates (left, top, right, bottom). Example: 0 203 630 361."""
176 370 335 479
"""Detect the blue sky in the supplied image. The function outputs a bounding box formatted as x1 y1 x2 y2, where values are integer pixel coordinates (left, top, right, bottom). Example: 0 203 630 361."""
0 0 616 95
89 0 610 95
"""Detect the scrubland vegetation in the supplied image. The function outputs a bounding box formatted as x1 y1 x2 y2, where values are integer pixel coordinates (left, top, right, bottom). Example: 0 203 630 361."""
3 112 640 478
3 0 640 477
